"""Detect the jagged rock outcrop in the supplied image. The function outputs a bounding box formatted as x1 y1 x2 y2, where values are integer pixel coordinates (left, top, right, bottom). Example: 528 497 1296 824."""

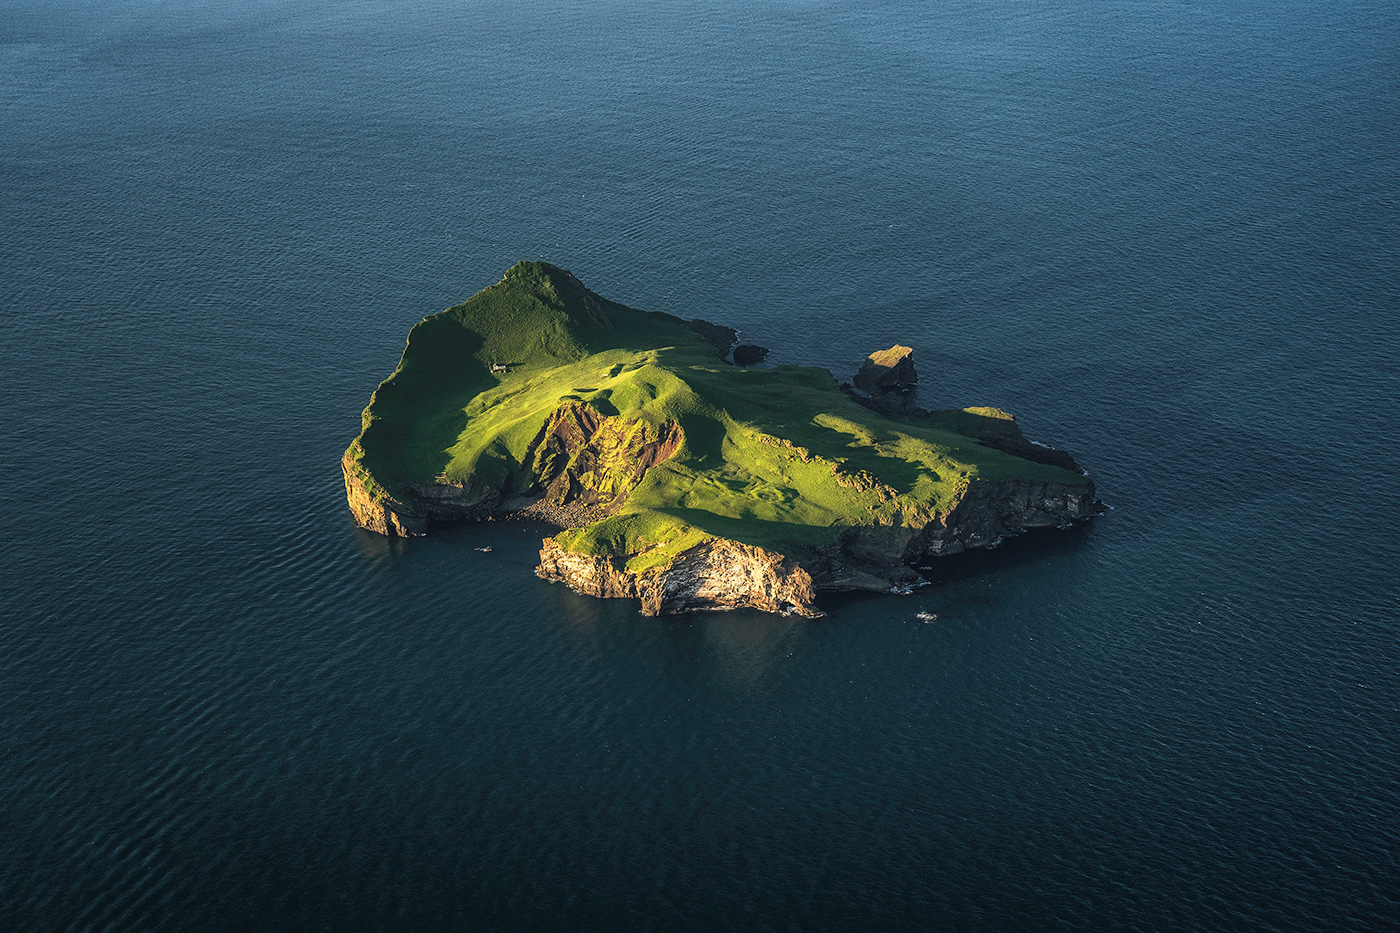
537 537 823 617
518 402 682 509
343 459 428 536
914 479 1102 558
854 345 918 393
732 344 769 365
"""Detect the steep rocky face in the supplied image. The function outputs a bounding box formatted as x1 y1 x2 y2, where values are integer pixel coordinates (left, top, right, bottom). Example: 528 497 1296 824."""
342 453 428 536
793 477 1101 592
535 476 1101 611
804 525 924 592
343 448 503 537
914 478 1103 558
537 537 823 617
644 538 820 616
517 402 683 509
854 345 918 393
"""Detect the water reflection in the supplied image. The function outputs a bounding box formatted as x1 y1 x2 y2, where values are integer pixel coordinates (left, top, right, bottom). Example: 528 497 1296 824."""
691 611 807 692
350 525 408 574
541 576 811 694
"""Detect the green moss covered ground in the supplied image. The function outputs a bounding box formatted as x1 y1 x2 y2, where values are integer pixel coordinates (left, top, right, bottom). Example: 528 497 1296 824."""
346 262 1088 569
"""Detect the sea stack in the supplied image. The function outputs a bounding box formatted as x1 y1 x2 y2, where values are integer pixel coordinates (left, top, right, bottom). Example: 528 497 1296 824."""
853 344 918 393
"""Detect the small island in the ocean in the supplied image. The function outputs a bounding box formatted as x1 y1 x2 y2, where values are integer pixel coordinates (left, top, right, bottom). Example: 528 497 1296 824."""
343 262 1102 617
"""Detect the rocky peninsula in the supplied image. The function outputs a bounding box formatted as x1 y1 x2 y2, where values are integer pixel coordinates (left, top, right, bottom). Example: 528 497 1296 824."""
343 262 1102 617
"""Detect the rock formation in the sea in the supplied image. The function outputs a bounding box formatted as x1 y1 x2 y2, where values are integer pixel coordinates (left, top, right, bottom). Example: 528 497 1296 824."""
732 344 769 365
854 344 918 393
343 261 1103 617
687 318 737 360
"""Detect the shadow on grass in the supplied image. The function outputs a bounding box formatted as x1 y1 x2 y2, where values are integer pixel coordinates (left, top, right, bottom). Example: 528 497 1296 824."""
358 319 489 486
654 506 843 552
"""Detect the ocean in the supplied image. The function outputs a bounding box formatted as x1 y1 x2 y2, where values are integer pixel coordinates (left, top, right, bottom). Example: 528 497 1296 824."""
2 0 1398 929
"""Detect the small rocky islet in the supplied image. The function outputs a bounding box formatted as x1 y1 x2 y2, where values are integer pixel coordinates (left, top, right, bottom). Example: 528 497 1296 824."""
343 262 1103 617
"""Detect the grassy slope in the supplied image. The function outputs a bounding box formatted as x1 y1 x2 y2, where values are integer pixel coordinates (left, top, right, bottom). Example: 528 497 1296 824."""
347 262 1088 569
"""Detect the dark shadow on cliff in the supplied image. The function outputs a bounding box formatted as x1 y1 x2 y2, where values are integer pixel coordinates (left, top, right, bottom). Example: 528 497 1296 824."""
916 519 1097 584
818 518 1099 614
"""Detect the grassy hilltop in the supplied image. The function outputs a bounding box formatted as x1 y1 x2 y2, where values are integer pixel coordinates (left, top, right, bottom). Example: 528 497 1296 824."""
344 262 1089 573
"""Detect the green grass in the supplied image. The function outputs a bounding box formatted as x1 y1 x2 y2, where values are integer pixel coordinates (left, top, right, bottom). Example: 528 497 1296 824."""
346 261 1089 559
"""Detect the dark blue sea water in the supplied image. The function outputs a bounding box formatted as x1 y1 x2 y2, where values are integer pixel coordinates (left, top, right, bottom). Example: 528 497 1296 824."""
3 1 1398 930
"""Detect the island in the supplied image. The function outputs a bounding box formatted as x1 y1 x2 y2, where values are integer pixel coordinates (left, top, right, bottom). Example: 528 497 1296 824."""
343 262 1103 617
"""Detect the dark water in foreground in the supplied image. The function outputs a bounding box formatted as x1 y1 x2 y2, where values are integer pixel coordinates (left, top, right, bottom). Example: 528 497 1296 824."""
3 1 1399 930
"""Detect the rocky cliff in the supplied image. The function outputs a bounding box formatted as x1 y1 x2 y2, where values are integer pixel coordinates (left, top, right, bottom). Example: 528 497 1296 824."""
530 476 1101 615
914 479 1101 558
342 452 428 536
537 536 823 617
342 447 496 537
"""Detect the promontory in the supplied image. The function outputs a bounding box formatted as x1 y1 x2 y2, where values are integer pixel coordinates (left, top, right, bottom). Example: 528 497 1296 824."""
343 262 1102 617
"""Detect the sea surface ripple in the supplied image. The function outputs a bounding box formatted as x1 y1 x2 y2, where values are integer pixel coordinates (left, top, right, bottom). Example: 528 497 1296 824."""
2 1 1397 930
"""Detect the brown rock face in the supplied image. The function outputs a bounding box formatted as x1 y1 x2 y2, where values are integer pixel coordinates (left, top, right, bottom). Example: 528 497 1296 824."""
518 402 683 509
342 452 427 536
537 537 823 617
343 402 682 537
854 345 918 393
